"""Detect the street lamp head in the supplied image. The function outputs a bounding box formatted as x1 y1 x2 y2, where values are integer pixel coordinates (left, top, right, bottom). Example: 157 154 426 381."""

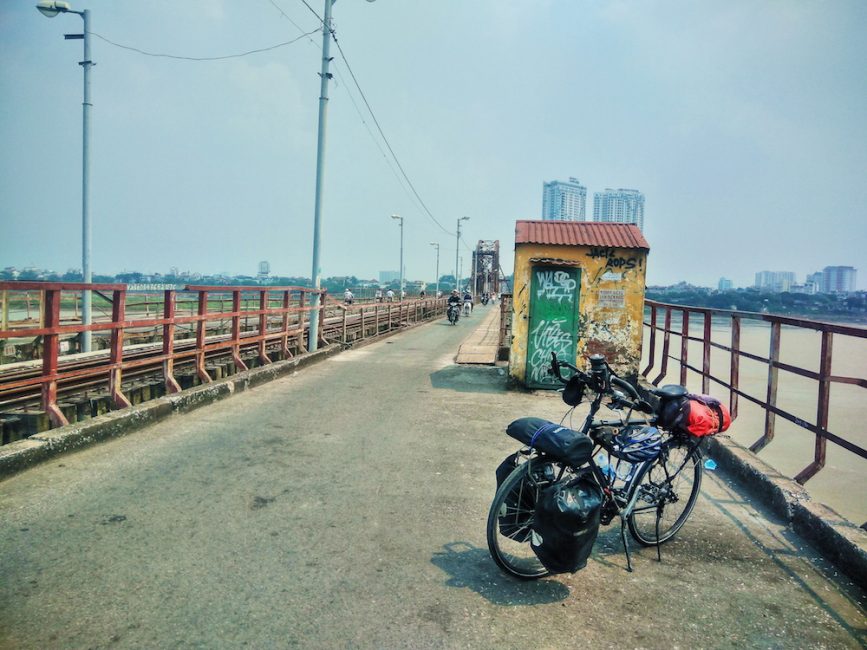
36 0 72 17
391 214 401 221
460 216 470 222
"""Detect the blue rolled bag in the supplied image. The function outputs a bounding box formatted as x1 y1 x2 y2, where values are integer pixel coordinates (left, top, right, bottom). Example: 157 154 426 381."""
505 417 594 466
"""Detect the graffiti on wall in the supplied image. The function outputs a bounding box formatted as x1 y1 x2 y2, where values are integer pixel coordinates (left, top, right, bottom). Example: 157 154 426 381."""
527 317 573 385
587 247 643 271
535 270 577 304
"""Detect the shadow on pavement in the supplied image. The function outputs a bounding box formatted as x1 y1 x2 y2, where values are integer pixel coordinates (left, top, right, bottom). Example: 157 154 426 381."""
429 366 509 394
430 541 569 606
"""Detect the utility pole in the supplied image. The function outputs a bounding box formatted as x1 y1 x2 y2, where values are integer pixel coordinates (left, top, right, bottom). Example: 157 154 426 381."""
455 216 469 292
391 215 403 300
307 0 335 352
430 242 439 296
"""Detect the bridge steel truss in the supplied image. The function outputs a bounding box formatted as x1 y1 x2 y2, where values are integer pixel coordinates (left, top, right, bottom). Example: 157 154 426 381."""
470 240 501 298
0 282 446 435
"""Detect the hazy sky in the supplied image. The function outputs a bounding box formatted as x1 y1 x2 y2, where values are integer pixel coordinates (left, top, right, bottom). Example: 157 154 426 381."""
1 0 865 288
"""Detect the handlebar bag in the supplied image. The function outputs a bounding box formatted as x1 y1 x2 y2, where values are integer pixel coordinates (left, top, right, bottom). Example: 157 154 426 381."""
659 394 732 437
506 417 594 467
531 472 603 574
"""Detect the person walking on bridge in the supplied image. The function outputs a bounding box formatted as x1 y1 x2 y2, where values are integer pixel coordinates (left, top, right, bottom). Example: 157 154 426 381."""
344 289 354 305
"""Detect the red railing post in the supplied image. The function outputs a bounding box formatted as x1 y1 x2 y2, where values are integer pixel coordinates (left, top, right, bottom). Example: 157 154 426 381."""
652 308 672 386
109 289 132 408
317 290 326 346
41 288 69 427
642 303 657 377
258 290 271 365
342 305 348 343
702 311 711 394
162 289 181 393
280 290 291 358
730 315 740 419
196 290 212 383
680 309 690 386
298 291 308 353
232 290 248 371
796 331 833 483
752 321 781 453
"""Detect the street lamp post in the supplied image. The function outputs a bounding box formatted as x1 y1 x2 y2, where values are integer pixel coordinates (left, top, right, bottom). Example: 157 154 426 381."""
391 215 403 300
429 243 439 297
455 216 469 292
36 0 93 352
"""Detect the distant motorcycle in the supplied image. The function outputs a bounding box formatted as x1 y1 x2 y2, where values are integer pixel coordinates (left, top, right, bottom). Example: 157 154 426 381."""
447 303 461 325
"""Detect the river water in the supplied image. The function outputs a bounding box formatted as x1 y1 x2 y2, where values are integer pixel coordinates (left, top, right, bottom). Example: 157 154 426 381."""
641 318 867 525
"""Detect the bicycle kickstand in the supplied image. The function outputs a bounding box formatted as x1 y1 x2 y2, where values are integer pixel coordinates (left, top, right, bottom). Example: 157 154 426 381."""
620 517 633 572
655 504 663 562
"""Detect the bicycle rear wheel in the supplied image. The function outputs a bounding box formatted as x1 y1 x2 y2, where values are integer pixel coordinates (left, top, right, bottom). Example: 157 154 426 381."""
486 459 552 580
626 442 703 546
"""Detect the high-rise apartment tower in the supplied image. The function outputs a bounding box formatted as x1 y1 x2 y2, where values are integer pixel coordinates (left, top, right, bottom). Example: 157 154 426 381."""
542 178 587 221
593 188 645 231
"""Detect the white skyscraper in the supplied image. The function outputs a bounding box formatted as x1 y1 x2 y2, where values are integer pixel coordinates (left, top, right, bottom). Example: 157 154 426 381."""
593 188 645 231
821 266 857 293
542 178 587 221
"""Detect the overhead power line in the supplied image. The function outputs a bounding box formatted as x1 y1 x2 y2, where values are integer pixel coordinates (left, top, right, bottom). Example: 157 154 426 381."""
264 0 419 208
88 29 319 61
291 0 454 237
330 34 454 237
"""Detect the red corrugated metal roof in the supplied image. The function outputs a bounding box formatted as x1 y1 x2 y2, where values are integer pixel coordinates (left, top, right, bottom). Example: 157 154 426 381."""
515 220 650 250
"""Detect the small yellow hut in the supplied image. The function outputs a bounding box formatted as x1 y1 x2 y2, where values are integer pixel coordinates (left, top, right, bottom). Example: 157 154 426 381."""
509 220 650 388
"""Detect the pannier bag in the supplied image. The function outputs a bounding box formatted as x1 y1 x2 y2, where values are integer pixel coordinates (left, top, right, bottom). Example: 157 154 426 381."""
494 453 534 542
530 472 603 574
659 393 732 437
506 417 594 467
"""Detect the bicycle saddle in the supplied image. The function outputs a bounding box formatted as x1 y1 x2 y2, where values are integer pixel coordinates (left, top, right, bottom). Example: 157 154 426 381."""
651 384 688 400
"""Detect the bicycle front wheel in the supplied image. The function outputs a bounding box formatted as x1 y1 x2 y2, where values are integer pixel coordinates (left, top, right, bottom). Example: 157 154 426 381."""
627 442 703 546
486 460 550 580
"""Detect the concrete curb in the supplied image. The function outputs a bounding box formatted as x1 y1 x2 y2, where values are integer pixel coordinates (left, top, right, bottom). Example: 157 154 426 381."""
0 343 342 482
706 435 867 590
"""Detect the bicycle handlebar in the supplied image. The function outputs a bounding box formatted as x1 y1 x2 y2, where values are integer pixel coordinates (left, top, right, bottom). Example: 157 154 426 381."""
549 352 654 415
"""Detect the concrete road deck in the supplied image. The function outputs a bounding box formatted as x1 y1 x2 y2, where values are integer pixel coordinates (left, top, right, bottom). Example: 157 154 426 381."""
1 305 864 649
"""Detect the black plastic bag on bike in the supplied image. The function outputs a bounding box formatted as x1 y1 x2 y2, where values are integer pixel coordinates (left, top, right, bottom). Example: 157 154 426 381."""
531 472 603 574
494 453 534 543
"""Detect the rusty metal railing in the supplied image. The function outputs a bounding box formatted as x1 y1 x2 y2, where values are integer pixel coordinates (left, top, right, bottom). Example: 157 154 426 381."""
0 282 444 437
642 299 867 484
